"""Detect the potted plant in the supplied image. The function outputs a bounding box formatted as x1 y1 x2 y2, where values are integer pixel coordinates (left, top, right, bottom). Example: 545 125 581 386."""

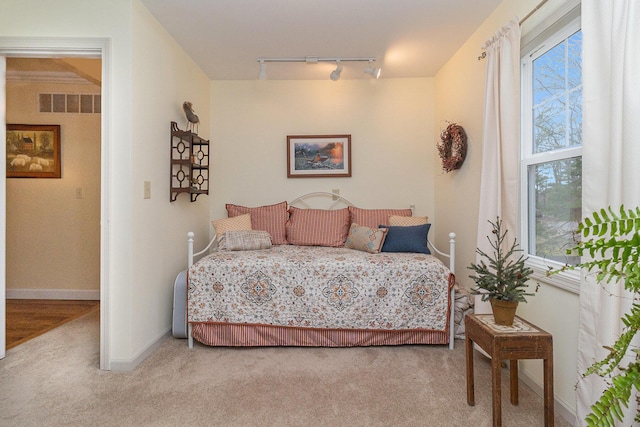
549 206 640 426
468 217 534 326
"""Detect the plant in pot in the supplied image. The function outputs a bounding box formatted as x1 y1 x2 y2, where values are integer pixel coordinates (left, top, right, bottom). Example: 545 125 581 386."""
468 217 535 326
548 206 640 426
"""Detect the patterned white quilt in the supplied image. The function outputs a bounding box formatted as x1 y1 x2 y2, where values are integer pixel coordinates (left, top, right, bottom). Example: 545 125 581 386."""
188 245 452 331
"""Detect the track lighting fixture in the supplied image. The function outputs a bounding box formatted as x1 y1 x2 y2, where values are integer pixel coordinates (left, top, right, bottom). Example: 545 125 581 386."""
256 56 380 80
363 60 381 79
258 60 267 80
330 61 342 81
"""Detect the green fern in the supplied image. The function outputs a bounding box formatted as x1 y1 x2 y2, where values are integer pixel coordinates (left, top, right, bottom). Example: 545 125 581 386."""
584 357 640 427
550 206 640 426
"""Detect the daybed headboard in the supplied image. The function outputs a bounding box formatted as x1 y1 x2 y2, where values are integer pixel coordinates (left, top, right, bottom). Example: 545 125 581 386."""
289 191 354 210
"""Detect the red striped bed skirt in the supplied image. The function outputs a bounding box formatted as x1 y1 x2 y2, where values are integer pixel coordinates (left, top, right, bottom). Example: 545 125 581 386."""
190 323 450 347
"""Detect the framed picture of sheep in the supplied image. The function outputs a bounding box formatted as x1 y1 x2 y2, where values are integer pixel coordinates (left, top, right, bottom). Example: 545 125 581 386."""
287 134 351 178
6 124 61 178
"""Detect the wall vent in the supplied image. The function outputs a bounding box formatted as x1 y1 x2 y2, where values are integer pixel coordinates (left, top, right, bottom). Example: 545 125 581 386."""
39 93 101 114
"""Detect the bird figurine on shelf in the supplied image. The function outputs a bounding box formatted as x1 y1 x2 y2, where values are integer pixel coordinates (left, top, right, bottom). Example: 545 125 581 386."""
183 101 200 134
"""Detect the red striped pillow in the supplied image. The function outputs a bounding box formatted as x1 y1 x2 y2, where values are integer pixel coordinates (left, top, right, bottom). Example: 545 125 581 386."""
226 201 289 245
286 207 350 247
348 206 413 229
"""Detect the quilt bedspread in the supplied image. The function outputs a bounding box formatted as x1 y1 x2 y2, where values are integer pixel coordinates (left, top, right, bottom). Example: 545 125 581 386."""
188 245 452 331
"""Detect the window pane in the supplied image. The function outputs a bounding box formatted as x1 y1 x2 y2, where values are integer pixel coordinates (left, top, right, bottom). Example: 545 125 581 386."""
528 157 582 264
569 89 582 146
534 97 566 153
568 31 582 89
532 30 582 154
533 42 566 105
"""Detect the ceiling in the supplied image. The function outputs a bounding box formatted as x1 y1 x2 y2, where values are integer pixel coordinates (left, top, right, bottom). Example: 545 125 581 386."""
7 58 102 86
139 0 501 80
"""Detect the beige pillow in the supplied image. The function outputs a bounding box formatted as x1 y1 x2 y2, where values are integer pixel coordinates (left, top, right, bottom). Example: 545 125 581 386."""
212 214 252 239
344 223 388 254
388 215 428 226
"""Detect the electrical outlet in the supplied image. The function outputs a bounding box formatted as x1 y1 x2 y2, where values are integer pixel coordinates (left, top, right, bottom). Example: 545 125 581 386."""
75 187 83 199
332 189 340 201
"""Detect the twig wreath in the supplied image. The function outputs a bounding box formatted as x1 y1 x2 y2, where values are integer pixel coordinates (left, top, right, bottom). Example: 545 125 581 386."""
437 123 467 173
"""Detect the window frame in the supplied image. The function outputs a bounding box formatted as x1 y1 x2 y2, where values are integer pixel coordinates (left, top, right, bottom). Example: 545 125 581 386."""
520 15 582 294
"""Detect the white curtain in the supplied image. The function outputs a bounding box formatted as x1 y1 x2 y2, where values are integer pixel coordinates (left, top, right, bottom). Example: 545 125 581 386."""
475 19 521 313
578 1 640 425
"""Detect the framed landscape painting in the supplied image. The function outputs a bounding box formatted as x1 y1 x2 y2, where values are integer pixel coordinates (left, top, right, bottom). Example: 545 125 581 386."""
287 134 351 178
6 124 61 178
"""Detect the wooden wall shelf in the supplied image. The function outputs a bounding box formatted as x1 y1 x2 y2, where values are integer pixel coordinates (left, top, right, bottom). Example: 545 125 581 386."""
170 121 209 202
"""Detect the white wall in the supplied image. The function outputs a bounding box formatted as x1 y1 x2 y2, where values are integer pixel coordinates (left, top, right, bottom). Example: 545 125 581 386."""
0 0 211 369
434 0 580 422
210 78 436 229
126 0 210 366
6 80 101 297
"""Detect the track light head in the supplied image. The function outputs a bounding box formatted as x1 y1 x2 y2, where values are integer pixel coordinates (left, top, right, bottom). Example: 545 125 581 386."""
364 60 381 79
330 61 343 81
258 60 267 80
364 67 381 78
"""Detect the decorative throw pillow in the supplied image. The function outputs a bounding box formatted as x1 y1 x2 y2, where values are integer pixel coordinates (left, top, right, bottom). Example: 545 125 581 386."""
212 214 252 240
348 207 412 229
218 230 272 251
286 207 351 247
388 215 429 226
344 223 388 254
226 201 289 245
380 223 431 254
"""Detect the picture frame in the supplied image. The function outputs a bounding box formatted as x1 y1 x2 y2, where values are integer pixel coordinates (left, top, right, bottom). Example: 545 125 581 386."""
287 134 351 178
6 124 61 178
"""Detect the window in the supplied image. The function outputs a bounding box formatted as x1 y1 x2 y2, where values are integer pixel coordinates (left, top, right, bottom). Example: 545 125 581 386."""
521 16 582 292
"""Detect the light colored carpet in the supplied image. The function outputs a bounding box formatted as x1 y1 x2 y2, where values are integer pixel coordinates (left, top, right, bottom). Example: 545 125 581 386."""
0 309 573 426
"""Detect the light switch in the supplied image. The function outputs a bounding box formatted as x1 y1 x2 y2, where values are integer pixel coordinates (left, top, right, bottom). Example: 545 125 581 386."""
75 187 83 199
144 181 151 199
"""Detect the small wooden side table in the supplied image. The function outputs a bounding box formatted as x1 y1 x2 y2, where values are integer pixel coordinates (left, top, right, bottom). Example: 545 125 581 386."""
465 314 554 427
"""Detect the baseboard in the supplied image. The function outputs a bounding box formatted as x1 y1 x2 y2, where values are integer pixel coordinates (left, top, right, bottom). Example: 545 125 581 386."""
519 369 577 426
108 328 171 371
6 288 100 300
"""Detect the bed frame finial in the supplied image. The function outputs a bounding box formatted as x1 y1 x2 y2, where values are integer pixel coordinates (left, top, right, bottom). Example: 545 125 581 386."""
188 232 195 267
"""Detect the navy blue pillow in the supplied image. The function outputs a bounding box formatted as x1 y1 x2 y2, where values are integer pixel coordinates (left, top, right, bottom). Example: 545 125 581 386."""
379 223 431 254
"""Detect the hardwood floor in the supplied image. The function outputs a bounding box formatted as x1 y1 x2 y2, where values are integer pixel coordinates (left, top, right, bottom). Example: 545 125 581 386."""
5 299 99 349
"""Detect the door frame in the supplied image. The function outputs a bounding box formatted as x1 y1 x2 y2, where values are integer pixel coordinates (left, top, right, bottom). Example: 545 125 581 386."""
0 37 111 369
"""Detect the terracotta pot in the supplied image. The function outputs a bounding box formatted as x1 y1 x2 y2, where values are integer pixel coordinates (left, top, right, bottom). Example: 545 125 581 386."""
490 298 518 326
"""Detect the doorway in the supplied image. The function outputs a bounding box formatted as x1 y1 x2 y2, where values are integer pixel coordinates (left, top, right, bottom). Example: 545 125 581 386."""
0 38 111 369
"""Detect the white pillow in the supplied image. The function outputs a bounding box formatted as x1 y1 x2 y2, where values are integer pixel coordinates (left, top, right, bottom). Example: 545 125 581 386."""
218 230 272 251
